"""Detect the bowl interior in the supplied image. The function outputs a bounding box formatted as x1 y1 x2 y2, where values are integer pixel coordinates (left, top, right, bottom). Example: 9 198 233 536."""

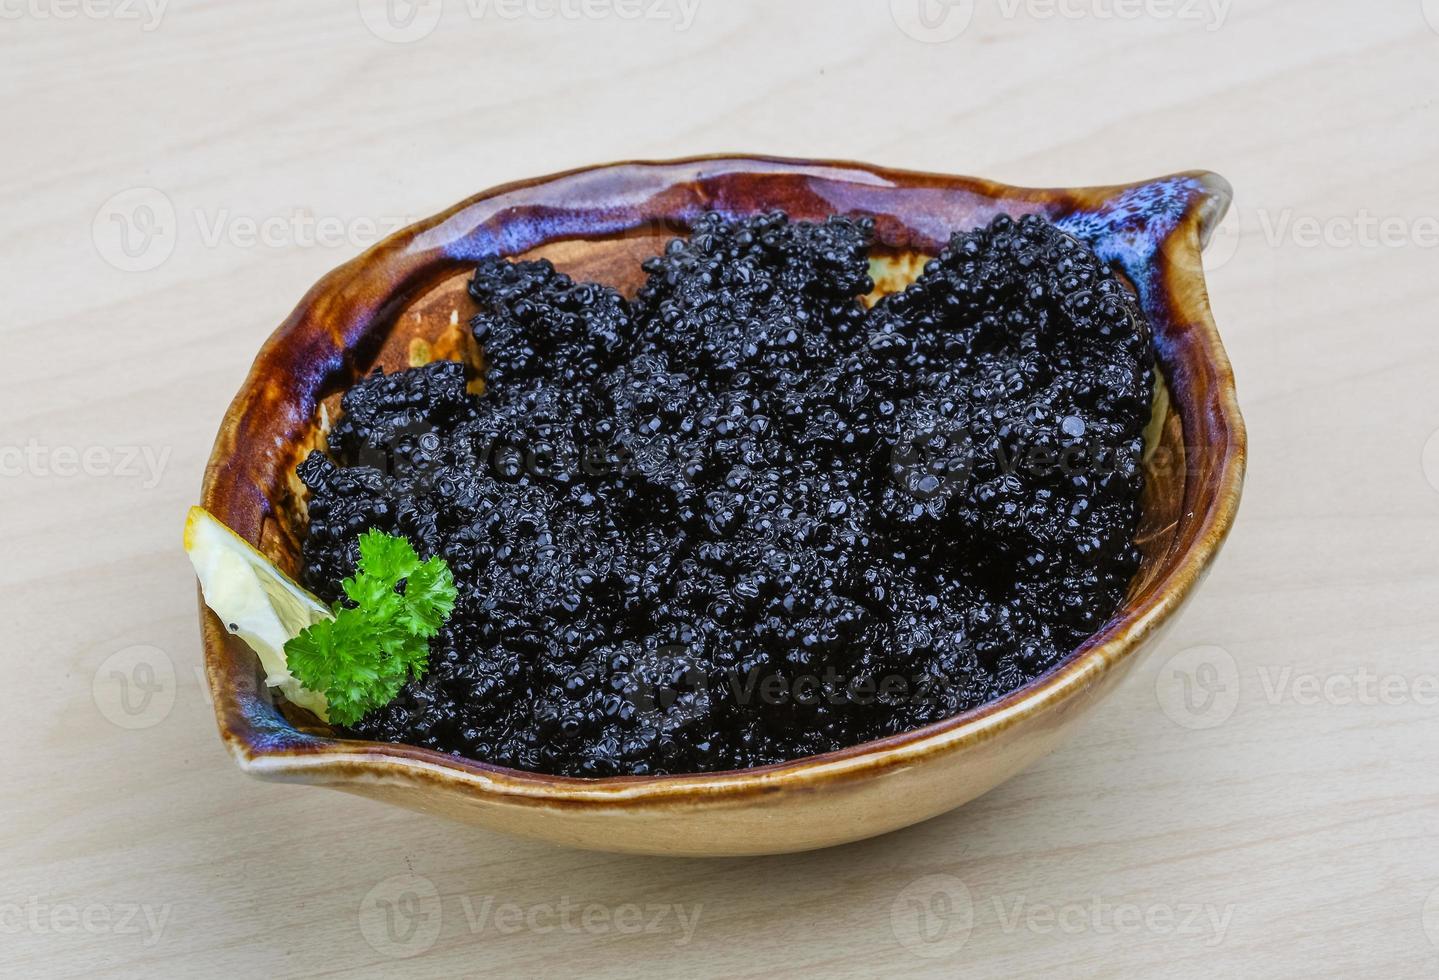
203 157 1235 775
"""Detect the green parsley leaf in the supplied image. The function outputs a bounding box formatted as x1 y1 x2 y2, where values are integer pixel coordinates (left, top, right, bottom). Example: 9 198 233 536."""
284 530 457 727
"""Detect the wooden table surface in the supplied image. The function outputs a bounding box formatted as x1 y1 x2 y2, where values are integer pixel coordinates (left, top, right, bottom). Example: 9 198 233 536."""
6 1 1439 976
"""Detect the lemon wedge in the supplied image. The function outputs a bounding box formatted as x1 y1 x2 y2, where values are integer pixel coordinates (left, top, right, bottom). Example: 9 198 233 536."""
183 506 331 720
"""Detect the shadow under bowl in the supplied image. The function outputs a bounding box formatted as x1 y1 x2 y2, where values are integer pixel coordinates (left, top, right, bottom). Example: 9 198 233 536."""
199 155 1245 856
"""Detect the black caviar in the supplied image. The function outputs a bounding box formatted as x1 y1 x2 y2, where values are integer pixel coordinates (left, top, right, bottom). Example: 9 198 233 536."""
296 211 1153 777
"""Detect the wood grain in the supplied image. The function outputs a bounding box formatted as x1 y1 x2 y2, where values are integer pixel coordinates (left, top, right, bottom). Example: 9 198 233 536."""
3 1 1438 976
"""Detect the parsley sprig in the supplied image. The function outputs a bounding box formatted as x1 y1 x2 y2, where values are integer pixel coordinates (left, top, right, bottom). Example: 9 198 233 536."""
284 530 457 726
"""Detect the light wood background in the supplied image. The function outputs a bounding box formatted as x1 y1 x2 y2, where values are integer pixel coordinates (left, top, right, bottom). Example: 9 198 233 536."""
5 1 1439 976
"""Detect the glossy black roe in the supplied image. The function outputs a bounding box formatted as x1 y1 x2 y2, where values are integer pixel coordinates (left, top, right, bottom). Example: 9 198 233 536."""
297 211 1153 777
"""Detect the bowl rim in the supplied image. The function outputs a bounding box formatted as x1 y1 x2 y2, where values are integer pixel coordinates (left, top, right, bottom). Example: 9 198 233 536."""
199 154 1246 807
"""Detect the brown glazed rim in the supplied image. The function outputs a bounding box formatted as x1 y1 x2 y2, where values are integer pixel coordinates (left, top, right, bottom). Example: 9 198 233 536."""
200 155 1245 807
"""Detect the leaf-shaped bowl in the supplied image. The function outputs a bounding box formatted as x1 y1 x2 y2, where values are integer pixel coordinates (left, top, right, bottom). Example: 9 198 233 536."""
199 155 1244 856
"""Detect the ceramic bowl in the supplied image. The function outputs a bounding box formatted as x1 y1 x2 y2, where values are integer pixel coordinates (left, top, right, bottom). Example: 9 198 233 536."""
198 155 1245 856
